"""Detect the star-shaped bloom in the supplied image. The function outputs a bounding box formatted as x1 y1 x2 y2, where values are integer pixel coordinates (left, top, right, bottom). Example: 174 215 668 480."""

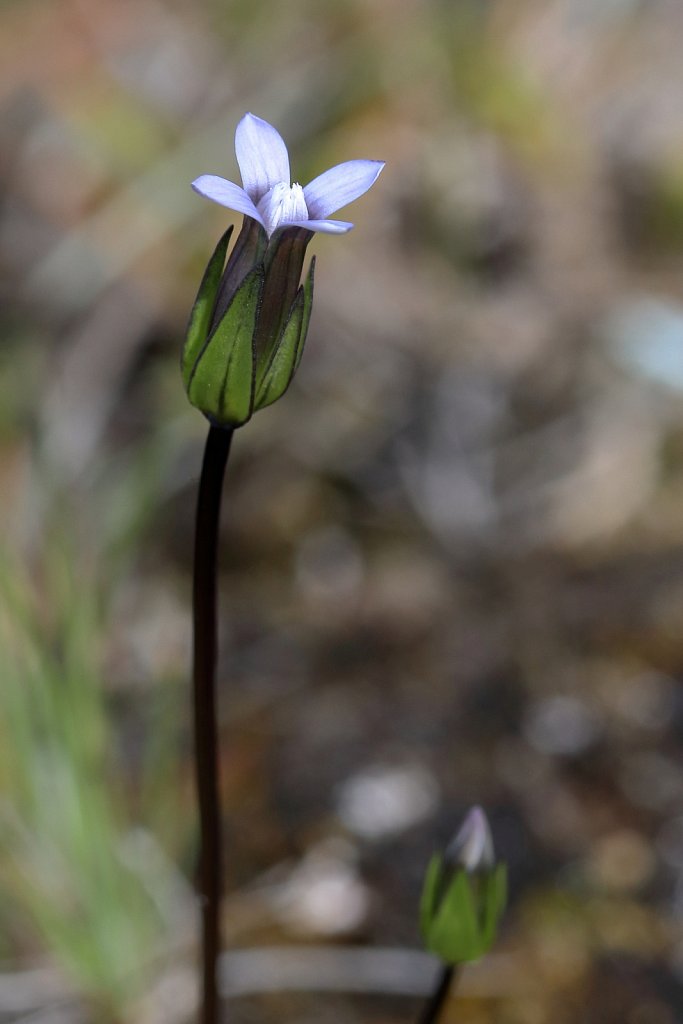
192 113 384 237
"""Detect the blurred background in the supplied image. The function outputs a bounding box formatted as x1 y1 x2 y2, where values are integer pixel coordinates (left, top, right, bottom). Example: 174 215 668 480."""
3 0 683 1021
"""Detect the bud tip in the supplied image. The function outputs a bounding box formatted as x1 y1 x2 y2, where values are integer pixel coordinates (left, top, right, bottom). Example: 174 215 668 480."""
445 806 494 873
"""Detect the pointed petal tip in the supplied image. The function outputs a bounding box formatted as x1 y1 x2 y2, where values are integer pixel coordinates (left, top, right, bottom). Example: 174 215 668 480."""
237 112 272 138
235 113 290 202
446 806 495 872
464 806 489 834
304 159 386 219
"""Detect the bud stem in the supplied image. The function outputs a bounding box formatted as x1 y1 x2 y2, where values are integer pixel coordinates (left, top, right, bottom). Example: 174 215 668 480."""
418 965 460 1024
192 423 234 1024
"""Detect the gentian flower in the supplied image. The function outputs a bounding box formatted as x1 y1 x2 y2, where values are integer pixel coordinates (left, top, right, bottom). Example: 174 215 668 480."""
420 807 506 964
181 113 384 427
192 112 384 237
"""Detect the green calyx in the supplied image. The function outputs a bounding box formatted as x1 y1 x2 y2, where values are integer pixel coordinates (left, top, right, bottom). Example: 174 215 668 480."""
254 256 315 411
419 854 507 964
181 224 315 427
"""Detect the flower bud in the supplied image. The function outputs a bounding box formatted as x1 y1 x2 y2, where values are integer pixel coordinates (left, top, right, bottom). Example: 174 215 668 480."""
181 222 315 427
419 807 506 964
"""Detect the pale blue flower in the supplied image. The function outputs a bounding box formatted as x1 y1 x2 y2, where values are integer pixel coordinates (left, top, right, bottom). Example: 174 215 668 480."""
192 113 384 237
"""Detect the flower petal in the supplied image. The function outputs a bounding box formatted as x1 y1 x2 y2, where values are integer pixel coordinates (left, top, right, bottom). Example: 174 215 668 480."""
191 175 265 228
304 160 384 219
290 218 355 234
235 113 291 202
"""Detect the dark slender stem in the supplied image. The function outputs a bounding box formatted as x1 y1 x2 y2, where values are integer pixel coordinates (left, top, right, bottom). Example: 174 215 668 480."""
418 965 458 1024
193 422 234 1024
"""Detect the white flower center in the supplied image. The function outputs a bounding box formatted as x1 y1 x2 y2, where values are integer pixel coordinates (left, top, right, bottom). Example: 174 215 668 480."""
257 181 308 235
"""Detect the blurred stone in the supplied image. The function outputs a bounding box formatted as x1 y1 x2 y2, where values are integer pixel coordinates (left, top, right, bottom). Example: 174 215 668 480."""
523 696 602 757
612 672 676 733
335 762 439 841
605 297 683 393
619 753 683 811
295 525 365 609
592 899 667 957
268 838 370 937
586 829 656 893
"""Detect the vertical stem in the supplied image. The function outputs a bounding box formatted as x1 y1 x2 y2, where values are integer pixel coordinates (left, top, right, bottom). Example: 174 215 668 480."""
418 965 458 1024
193 423 234 1024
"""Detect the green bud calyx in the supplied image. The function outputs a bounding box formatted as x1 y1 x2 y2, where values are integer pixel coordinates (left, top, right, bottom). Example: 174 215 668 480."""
181 222 315 427
420 855 506 964
419 808 506 965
